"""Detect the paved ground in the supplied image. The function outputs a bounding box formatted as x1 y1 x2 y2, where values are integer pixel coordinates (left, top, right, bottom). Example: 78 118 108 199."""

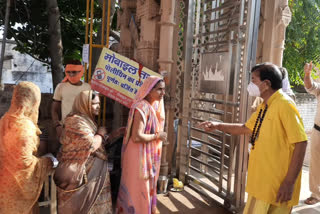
157 166 319 214
40 167 319 214
157 186 231 214
291 167 320 214
40 143 319 213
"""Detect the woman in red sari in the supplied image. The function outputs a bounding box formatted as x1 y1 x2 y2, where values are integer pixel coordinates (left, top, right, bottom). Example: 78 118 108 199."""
117 76 167 214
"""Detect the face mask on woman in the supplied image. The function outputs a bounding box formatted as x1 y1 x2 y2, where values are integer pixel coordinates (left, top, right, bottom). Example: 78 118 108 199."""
247 82 261 97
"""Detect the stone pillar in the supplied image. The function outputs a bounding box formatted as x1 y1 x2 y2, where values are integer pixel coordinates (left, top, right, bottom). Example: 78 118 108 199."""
114 0 137 128
256 0 291 66
118 0 136 59
135 0 160 71
158 0 176 176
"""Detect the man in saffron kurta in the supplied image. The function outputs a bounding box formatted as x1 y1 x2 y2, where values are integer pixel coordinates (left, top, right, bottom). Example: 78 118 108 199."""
199 63 307 214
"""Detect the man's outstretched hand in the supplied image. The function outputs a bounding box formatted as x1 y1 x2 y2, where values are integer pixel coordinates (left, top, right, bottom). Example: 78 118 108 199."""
197 121 219 132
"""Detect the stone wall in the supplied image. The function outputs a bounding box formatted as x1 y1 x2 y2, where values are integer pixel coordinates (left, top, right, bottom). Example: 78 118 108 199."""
0 84 14 118
296 93 317 134
295 92 317 166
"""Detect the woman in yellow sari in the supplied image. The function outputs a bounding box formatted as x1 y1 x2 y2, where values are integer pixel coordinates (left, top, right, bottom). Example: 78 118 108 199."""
54 90 113 214
0 82 53 214
117 76 167 214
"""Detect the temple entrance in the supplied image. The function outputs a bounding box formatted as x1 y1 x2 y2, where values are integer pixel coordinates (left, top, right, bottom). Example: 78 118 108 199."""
178 0 261 212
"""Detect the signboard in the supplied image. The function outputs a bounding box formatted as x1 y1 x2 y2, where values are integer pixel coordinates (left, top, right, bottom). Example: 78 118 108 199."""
91 48 161 108
82 44 89 64
199 52 230 94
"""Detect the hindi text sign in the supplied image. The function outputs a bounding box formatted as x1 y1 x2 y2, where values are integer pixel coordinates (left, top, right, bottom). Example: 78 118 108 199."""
91 48 161 108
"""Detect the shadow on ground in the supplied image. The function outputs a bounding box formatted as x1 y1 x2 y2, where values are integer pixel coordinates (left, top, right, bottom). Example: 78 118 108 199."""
157 186 232 214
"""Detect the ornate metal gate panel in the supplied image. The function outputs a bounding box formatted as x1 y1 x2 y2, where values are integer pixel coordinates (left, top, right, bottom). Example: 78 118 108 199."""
178 0 261 212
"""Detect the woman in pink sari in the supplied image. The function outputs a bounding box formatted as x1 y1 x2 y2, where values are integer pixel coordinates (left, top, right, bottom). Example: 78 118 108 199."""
116 76 167 214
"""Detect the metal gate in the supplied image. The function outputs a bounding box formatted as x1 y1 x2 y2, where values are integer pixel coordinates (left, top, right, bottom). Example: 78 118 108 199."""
179 0 261 212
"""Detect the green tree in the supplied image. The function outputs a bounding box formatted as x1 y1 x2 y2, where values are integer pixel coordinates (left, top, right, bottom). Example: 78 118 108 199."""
0 0 90 63
0 0 117 87
283 0 320 86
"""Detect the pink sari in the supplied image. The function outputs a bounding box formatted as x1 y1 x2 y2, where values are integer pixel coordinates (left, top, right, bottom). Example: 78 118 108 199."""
116 76 165 214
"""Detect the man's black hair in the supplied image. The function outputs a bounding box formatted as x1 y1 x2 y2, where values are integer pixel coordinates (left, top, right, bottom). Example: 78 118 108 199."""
251 63 284 90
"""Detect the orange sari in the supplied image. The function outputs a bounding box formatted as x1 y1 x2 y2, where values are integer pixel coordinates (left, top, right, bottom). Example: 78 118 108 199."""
0 82 52 214
117 76 165 214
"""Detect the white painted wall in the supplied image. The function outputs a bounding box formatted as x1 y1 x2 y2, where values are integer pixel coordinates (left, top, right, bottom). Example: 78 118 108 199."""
0 40 54 93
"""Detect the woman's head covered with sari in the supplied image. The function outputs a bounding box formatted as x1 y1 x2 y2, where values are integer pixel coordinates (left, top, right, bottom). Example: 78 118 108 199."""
8 81 41 124
71 90 96 121
57 90 99 165
0 82 52 213
133 75 165 125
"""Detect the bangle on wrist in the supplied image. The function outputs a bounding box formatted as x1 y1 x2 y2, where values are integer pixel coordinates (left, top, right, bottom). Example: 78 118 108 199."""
154 133 159 140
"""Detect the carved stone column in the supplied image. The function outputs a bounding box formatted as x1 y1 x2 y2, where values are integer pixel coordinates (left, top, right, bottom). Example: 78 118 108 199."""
135 0 161 71
114 0 137 129
158 0 177 176
118 0 136 59
274 5 292 66
256 0 291 66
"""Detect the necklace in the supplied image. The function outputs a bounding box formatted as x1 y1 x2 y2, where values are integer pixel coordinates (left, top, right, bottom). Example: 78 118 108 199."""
250 104 268 149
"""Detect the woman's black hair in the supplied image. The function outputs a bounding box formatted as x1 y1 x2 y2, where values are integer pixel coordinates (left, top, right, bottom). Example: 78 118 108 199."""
251 63 284 90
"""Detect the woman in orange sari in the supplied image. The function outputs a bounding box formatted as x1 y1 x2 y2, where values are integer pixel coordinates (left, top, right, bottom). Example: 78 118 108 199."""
54 90 112 214
0 82 53 214
117 76 167 214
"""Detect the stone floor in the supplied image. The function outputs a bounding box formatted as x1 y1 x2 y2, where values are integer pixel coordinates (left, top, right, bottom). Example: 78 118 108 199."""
40 167 319 214
291 167 320 214
157 166 320 214
40 141 319 214
157 186 231 214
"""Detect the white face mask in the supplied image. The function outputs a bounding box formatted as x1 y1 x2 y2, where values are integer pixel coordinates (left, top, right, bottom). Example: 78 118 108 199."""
247 82 260 97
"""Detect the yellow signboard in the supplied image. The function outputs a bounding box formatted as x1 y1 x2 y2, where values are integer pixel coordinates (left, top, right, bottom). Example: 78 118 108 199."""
91 48 161 108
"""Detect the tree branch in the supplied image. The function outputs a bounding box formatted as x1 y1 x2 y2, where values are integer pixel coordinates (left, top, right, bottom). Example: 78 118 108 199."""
7 28 49 65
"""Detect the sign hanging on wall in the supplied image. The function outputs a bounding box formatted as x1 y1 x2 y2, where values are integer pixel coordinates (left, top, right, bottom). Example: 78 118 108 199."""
199 52 230 94
91 48 161 108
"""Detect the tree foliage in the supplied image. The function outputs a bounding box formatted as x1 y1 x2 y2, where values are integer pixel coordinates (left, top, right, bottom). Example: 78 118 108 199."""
283 0 320 86
0 0 104 64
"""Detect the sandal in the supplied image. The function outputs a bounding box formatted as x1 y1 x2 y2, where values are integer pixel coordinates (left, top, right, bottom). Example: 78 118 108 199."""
304 196 320 205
